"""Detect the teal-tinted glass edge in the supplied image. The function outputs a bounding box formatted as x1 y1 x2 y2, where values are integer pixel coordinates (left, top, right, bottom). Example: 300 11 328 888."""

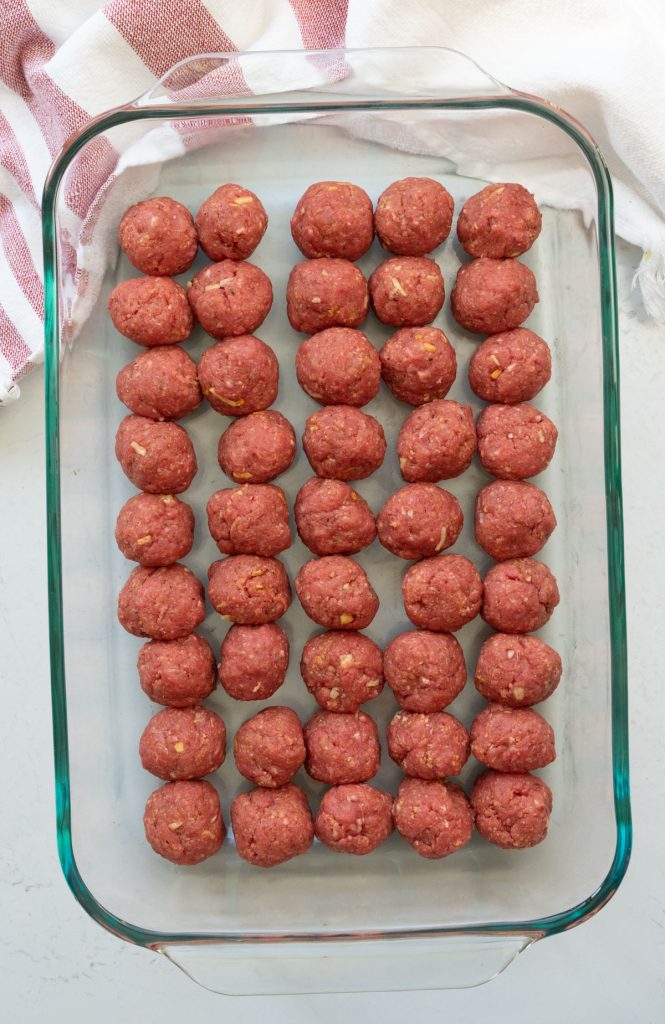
43 92 630 950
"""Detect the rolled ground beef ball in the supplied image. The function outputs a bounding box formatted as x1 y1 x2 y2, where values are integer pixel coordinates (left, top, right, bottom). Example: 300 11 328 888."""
196 183 268 261
393 778 473 859
295 327 380 407
286 258 369 334
118 564 205 640
115 415 197 494
295 477 376 556
451 258 538 335
471 770 552 849
380 326 456 406
295 555 379 631
208 555 291 624
304 710 381 784
369 256 444 327
377 483 463 560
206 484 291 557
402 554 482 633
219 622 289 700
291 181 374 261
468 329 552 405
302 405 386 480
300 630 384 712
138 633 217 707
457 183 542 259
315 784 393 855
143 779 224 865
397 400 476 482
109 276 193 347
118 196 198 276
384 630 467 712
475 480 556 560
140 705 226 781
477 403 558 480
115 492 194 566
188 260 273 338
197 335 278 416
475 633 562 707
387 710 470 779
116 346 202 421
231 784 314 868
234 706 306 788
470 703 555 773
374 177 454 256
482 558 560 634
217 410 296 483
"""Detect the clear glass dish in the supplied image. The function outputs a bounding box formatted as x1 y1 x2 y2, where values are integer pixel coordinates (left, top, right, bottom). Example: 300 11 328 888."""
43 48 630 994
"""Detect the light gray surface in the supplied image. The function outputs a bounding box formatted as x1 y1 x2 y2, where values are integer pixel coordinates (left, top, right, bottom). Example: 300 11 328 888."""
1 240 663 1020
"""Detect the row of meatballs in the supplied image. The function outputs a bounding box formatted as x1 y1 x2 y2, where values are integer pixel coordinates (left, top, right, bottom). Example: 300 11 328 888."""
142 701 554 868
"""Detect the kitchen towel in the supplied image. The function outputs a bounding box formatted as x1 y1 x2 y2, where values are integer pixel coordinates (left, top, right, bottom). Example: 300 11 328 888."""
2 0 665 404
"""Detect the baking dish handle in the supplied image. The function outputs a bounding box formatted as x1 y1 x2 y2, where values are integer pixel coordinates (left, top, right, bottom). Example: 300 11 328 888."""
129 47 513 110
159 934 533 994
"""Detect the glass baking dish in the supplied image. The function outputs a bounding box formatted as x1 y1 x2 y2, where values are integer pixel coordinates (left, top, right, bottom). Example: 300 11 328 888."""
43 48 630 994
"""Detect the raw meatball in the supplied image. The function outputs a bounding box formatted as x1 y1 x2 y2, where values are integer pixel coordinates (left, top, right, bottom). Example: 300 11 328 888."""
115 415 197 494
304 710 380 784
109 276 193 347
457 183 542 259
295 555 379 630
197 335 278 416
302 405 386 480
231 784 314 868
140 706 226 781
451 258 538 335
380 326 456 405
206 484 291 557
219 622 289 700
118 196 198 276
402 554 482 633
397 400 476 482
470 703 555 773
477 403 558 480
393 778 473 859
295 327 380 407
482 558 560 633
377 483 463 560
208 555 291 624
468 329 552 405
217 409 296 484
188 260 273 338
388 710 470 779
471 770 552 849
369 256 444 327
196 183 268 261
295 477 376 556
233 706 305 788
286 258 369 334
315 784 393 855
291 181 374 261
475 633 562 707
138 634 217 707
375 177 454 255
116 346 202 420
143 779 224 864
115 492 194 566
384 630 467 712
118 564 205 640
300 630 384 712
475 480 556 560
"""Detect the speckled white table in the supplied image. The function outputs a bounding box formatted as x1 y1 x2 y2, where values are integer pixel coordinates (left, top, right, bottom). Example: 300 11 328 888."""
1 239 663 1023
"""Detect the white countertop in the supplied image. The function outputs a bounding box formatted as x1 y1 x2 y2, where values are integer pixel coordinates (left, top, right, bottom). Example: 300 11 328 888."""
1 239 663 1022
